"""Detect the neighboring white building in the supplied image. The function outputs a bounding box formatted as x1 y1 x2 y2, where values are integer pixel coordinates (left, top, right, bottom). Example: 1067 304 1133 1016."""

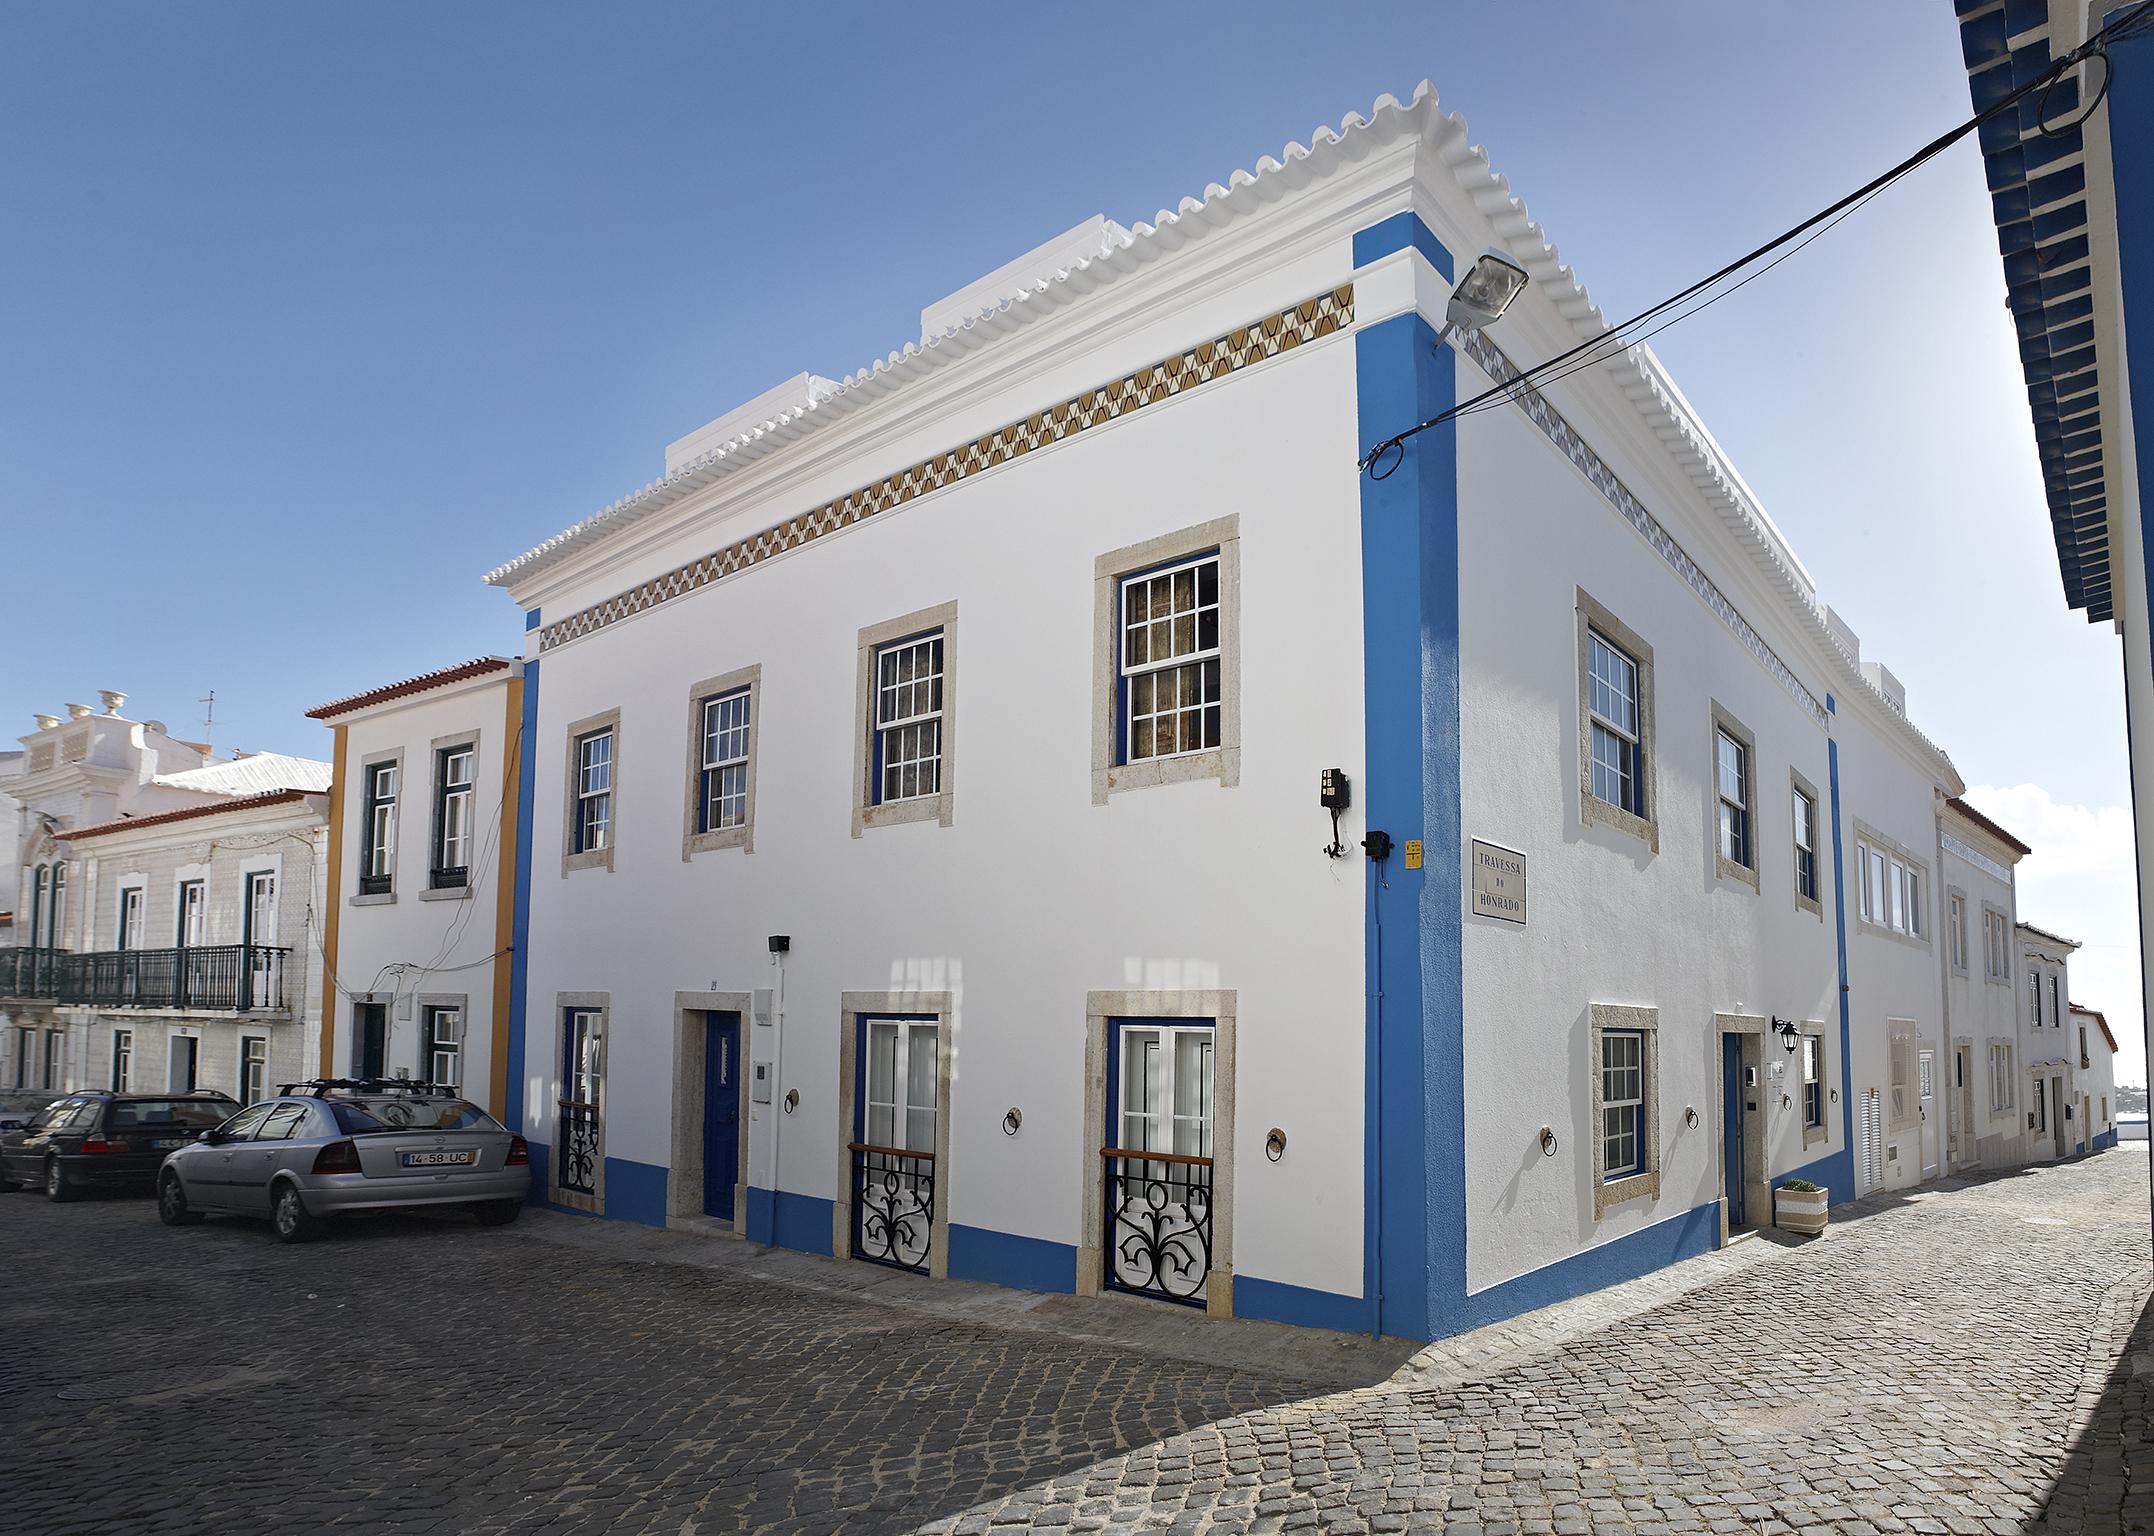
470 85 1997 1340
305 658 522 1117
2018 921 2081 1163
1 693 329 1100
0 748 22 947
2070 1003 2122 1153
1938 796 2032 1171
56 787 329 1102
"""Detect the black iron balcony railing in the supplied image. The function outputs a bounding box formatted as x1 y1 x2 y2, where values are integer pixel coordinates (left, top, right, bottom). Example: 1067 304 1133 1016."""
0 944 289 1012
849 1140 935 1273
1102 1146 1214 1307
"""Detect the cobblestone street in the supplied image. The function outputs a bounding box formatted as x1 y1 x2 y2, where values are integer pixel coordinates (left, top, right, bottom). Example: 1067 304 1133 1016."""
1 1152 2147 1535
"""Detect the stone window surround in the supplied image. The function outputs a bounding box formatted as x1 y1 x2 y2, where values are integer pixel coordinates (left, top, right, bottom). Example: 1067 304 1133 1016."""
416 992 470 1091
1080 988 1239 1317
421 728 482 902
1946 885 1970 974
833 990 955 1279
562 708 621 876
1982 901 2013 983
667 990 756 1232
1575 588 1658 852
1801 1027 1830 1149
1090 516 1243 804
851 602 958 837
1590 1003 1661 1219
1709 701 1760 892
680 664 762 860
351 746 404 906
551 991 608 1214
1852 820 1932 950
1789 766 1823 919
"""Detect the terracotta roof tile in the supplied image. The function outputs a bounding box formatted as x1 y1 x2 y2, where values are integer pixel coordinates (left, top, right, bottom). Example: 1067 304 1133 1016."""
1944 796 2033 857
58 789 322 842
306 658 513 721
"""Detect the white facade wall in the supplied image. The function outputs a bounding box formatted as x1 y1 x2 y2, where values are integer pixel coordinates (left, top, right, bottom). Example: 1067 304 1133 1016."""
323 673 515 1110
2078 1013 2120 1145
1937 818 2028 1170
1454 367 1841 1288
62 800 326 1103
2018 926 2079 1160
516 234 1372 1299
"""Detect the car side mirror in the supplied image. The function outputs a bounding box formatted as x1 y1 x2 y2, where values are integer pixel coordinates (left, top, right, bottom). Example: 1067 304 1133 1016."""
196 1129 219 1144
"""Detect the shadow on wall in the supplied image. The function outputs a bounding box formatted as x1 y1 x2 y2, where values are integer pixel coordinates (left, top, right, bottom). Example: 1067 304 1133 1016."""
2030 1287 2151 1530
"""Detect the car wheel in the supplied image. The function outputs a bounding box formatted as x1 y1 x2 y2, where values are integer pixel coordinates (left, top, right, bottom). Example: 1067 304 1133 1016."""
473 1199 522 1227
44 1158 75 1203
158 1172 205 1227
271 1182 322 1244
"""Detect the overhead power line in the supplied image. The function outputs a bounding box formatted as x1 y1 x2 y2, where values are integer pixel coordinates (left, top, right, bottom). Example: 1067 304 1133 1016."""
1360 0 2154 479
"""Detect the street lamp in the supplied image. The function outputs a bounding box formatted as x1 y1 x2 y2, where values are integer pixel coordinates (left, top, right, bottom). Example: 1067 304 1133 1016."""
1446 249 1531 334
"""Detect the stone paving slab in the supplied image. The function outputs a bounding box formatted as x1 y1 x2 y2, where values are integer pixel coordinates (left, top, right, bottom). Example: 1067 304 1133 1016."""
914 1153 2154 1536
1 1150 2146 1533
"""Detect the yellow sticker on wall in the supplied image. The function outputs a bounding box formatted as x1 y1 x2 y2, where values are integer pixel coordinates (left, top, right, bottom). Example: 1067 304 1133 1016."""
1403 839 1424 869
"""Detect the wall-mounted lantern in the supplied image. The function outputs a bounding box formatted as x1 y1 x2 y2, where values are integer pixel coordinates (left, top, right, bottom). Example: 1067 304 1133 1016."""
1771 1017 1800 1054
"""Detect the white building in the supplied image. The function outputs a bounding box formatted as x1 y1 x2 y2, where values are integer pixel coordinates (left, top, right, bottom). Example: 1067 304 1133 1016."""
1 694 329 1099
477 85 1983 1339
2018 921 2081 1163
1938 796 2032 1171
2071 1003 2122 1151
305 658 522 1116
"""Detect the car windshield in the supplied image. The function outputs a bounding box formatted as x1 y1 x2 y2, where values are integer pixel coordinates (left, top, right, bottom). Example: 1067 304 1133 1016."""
109 1100 234 1131
330 1099 501 1135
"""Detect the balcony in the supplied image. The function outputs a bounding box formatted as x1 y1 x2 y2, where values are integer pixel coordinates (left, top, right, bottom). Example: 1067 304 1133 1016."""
0 944 290 1012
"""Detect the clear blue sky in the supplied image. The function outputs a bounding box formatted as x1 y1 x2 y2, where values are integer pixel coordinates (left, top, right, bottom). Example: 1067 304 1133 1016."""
5 4 2141 1077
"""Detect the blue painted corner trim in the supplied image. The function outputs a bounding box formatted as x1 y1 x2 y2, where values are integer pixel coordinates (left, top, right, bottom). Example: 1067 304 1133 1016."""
947 1224 1077 1294
1354 257 1461 1343
1235 1274 1366 1334
1455 1199 1722 1331
1351 211 1454 280
1821 701 1857 1206
746 1187 835 1256
506 649 539 1135
524 607 543 631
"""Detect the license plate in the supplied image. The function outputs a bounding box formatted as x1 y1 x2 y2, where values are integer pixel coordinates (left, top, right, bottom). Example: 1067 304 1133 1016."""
153 1138 186 1150
400 1149 476 1168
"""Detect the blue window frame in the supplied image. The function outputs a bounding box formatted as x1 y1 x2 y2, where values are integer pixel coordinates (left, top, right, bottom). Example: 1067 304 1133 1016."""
697 689 752 833
871 632 943 805
1600 1029 1645 1180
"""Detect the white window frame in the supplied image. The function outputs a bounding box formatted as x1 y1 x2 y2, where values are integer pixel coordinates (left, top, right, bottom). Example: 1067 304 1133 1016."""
561 709 621 875
435 743 476 884
1586 630 1645 818
1983 906 2011 981
700 692 752 830
117 884 145 951
1094 519 1241 802
1889 1027 1916 1131
1118 552 1224 768
240 1035 268 1106
853 603 957 835
1589 1004 1660 1216
1948 891 1968 973
681 665 761 857
360 758 399 893
425 1003 463 1090
1790 771 1822 917
1710 704 1758 890
862 1017 942 1155
1854 830 1927 942
874 633 944 806
1801 1031 1827 1145
1574 590 1656 848
111 1029 133 1092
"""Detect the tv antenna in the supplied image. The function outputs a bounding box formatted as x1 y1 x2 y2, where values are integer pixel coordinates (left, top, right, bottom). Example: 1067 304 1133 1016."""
200 689 216 755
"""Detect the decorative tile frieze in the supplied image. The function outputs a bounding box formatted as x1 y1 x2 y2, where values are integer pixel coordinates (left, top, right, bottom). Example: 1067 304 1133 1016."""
539 286 1357 652
1943 831 2013 886
1458 330 1829 730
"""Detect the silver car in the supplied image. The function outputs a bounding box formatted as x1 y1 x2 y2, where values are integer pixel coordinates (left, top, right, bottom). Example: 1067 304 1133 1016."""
157 1081 530 1242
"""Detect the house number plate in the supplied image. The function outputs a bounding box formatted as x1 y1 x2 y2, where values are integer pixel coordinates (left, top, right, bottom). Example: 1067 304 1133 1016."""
1470 840 1526 925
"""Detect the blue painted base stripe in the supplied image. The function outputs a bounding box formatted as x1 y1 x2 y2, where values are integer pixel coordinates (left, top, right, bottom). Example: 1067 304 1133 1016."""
1453 1200 1722 1334
747 1187 835 1255
1777 1147 1854 1208
947 1224 1077 1293
603 1157 669 1228
1234 1274 1366 1334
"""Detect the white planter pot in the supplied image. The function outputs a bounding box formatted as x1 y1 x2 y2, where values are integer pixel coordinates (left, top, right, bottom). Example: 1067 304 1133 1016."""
1774 1185 1829 1236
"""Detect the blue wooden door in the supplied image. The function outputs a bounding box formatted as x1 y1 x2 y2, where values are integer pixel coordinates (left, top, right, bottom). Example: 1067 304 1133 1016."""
702 1013 741 1220
1721 1034 1745 1227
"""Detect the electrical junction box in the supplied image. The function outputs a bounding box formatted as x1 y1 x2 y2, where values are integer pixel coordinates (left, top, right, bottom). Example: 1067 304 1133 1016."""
750 1060 772 1104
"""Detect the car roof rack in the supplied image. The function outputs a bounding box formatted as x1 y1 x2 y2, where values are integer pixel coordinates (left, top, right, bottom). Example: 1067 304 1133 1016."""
277 1077 464 1099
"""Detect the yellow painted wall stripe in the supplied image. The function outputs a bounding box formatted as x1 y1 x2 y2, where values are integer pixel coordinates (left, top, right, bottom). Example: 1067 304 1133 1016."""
489 673 523 1120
